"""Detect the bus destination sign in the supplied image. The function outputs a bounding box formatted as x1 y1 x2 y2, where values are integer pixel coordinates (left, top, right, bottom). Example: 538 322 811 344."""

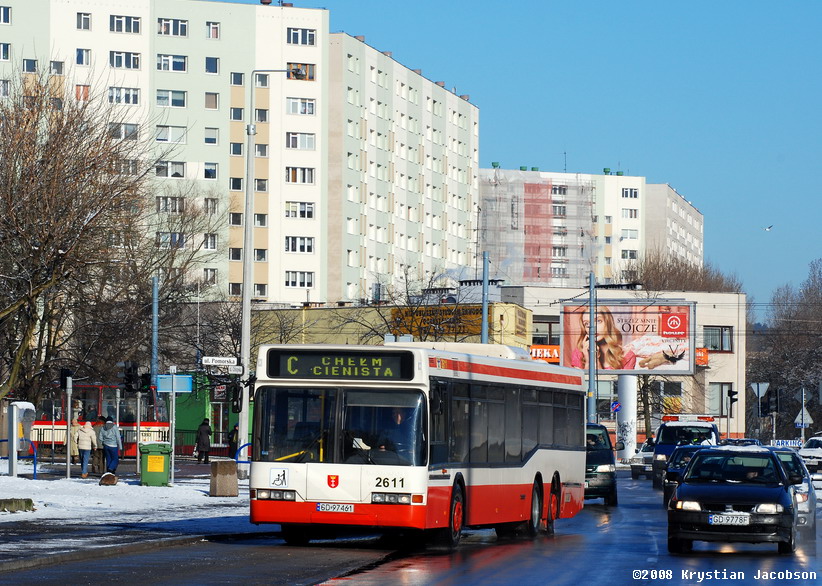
267 350 414 381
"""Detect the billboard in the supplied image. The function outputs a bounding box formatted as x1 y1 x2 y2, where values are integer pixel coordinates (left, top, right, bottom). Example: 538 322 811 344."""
560 302 695 375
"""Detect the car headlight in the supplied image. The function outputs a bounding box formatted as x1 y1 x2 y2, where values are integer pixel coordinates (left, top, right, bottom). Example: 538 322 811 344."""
595 464 616 473
675 500 701 511
655 454 667 461
795 492 809 504
754 503 784 514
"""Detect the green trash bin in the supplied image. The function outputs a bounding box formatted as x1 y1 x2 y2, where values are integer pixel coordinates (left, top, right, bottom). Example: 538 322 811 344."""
139 442 172 486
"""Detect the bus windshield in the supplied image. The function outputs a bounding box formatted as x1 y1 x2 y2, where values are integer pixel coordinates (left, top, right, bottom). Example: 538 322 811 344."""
255 387 426 467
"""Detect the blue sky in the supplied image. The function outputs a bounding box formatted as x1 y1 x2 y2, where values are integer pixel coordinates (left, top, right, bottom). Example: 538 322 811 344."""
231 0 820 313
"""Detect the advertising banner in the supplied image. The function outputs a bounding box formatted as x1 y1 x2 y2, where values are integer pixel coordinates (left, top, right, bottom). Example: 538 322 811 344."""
561 301 695 375
530 344 561 364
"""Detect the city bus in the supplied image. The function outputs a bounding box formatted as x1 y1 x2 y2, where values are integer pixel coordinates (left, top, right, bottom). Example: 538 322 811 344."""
31 384 169 457
249 343 586 546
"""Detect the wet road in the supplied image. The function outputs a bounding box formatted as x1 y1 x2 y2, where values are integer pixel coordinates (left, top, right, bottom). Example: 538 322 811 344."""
2 471 819 585
336 472 822 585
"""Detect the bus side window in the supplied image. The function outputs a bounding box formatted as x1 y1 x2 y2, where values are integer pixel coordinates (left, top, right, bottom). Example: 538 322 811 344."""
430 381 448 465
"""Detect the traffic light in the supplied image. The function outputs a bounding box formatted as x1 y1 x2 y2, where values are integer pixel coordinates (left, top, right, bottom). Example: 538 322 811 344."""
116 361 139 392
768 389 780 413
727 389 738 416
230 382 243 414
760 396 770 417
140 373 151 392
59 368 73 390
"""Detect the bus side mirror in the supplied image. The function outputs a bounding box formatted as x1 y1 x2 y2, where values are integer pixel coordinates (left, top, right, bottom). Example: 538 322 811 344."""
615 441 625 451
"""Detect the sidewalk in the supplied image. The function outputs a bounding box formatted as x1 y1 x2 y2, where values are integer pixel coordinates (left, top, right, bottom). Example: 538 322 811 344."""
0 457 277 574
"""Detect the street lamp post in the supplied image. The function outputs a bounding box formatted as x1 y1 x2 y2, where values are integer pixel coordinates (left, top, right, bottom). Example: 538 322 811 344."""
238 68 303 478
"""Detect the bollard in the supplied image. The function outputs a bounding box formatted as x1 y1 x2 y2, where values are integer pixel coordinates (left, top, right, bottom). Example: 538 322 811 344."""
210 460 239 497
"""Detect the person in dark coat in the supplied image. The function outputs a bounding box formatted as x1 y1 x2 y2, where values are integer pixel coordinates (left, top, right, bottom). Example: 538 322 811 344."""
227 423 239 459
196 418 212 464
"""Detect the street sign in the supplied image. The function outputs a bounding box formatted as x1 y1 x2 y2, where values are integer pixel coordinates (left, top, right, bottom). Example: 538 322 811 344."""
773 439 802 447
202 356 237 366
611 401 621 413
794 405 814 425
156 374 193 393
796 423 810 428
750 382 769 399
227 365 244 375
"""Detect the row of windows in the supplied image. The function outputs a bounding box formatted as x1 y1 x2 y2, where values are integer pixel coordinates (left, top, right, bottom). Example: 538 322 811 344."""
226 273 315 296
155 271 315 296
72 10 315 45
155 200 313 224
150 163 315 187
430 379 585 465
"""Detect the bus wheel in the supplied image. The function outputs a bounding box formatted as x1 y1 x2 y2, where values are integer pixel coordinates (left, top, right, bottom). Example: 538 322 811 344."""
439 484 464 548
281 524 311 546
526 481 543 538
545 482 559 535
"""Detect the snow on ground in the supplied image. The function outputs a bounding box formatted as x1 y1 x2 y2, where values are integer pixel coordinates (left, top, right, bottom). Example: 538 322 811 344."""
0 460 261 534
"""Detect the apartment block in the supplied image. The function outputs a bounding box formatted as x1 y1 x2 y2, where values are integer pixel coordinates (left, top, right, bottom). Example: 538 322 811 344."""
0 0 329 305
0 0 483 306
478 168 704 288
327 34 480 304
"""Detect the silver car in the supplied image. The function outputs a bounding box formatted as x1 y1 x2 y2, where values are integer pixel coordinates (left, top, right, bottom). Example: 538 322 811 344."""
771 447 818 539
797 436 822 491
630 442 654 480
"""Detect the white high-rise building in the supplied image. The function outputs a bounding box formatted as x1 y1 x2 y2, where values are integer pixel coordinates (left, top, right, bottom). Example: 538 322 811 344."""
327 34 480 303
1 0 329 305
0 0 480 306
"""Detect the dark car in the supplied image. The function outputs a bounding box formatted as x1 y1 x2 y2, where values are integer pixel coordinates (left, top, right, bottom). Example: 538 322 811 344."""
667 446 801 554
662 445 705 508
652 420 720 489
770 447 817 539
584 423 623 506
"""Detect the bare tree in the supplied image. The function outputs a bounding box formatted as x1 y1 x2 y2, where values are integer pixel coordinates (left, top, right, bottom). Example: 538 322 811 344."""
747 259 822 440
328 267 484 344
0 70 223 404
624 249 742 294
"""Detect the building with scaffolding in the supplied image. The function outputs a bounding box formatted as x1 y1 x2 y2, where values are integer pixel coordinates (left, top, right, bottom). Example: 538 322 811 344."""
477 167 703 288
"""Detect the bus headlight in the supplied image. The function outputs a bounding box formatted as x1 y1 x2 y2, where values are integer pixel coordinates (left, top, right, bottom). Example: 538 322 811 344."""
253 489 296 501
372 492 412 505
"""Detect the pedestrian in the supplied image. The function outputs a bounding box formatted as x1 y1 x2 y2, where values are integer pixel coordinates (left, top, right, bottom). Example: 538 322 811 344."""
228 423 239 459
196 418 212 464
91 416 106 475
100 416 123 474
70 418 80 464
74 421 98 478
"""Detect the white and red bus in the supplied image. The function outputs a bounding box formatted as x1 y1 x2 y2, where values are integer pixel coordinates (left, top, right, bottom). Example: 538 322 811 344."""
31 384 169 457
249 343 586 546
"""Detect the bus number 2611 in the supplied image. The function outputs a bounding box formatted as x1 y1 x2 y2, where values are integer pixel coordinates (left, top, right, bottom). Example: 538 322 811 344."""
375 477 404 488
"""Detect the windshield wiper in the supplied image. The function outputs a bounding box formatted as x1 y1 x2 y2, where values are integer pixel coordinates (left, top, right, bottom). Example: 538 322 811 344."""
294 433 324 463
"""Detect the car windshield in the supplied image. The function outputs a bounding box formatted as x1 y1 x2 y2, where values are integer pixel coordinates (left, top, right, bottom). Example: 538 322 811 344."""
776 453 804 477
670 449 699 468
658 425 714 445
803 438 822 450
586 427 611 451
683 453 782 484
